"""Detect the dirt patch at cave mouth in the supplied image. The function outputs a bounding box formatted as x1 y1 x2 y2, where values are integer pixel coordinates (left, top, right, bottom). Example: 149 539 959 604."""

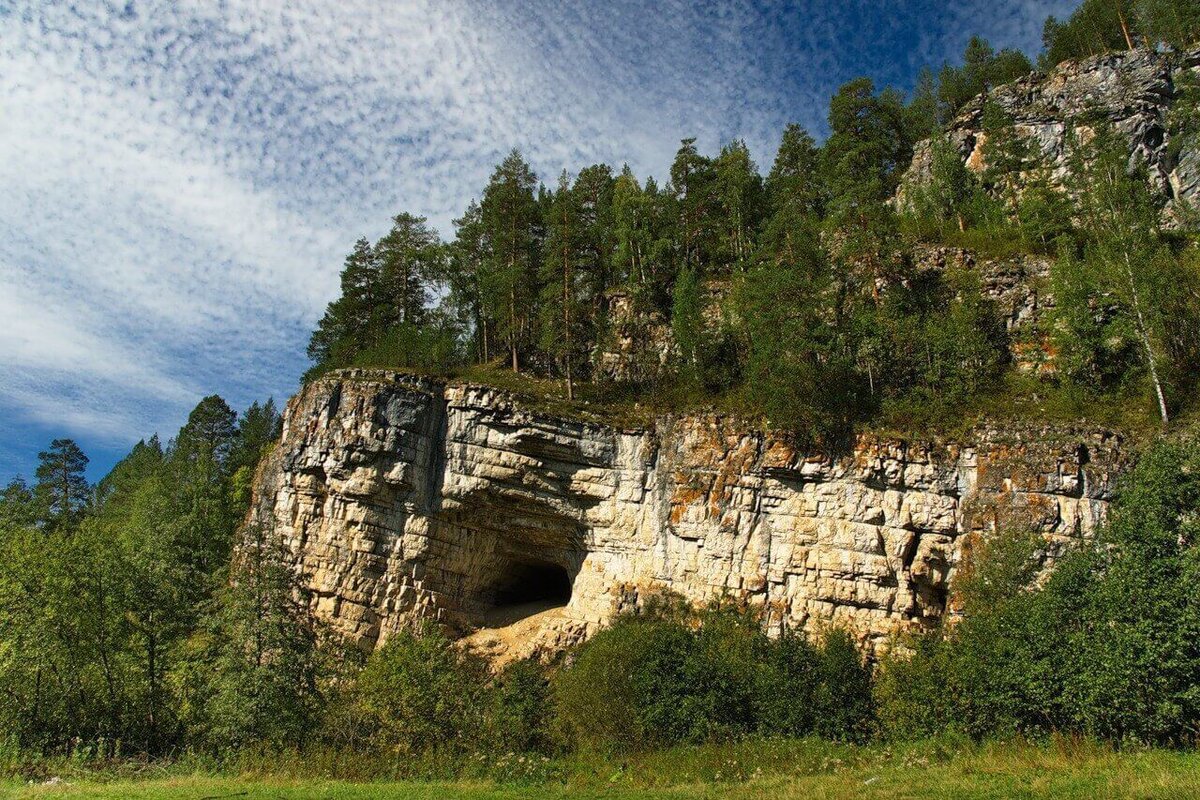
460 599 566 669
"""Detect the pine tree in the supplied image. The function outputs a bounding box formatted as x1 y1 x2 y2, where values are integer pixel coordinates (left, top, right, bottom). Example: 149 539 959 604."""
480 150 540 372
765 123 823 222
822 78 911 306
376 212 443 328
612 165 650 290
761 123 824 273
0 477 37 530
670 138 716 276
713 140 764 273
573 164 616 303
34 438 90 531
539 171 586 400
906 66 940 139
306 237 383 370
447 200 491 363
171 396 238 580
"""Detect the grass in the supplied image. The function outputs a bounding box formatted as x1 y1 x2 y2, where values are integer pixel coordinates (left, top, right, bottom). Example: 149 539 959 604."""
5 738 1200 799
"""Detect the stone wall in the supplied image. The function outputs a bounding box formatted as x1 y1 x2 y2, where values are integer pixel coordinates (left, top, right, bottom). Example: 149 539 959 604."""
249 370 1128 660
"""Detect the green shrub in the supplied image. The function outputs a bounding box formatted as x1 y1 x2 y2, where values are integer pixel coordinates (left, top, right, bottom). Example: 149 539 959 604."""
812 629 876 742
553 616 693 752
351 625 489 756
754 632 819 736
874 634 955 740
553 605 875 752
485 659 554 754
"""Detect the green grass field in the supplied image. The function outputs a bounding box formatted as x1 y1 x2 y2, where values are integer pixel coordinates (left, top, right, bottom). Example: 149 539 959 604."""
4 739 1199 800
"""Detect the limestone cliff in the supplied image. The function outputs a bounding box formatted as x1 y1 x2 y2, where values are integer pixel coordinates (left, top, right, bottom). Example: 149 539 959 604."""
249 369 1127 659
898 46 1200 221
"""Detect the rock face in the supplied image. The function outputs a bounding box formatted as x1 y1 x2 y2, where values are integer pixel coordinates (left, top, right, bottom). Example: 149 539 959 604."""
249 370 1127 659
912 245 1056 373
899 47 1200 221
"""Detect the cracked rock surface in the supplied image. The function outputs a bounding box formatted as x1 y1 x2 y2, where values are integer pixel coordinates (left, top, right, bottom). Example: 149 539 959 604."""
248 370 1127 658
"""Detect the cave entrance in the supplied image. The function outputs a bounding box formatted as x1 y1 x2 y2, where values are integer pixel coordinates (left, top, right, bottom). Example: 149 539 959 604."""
477 557 574 628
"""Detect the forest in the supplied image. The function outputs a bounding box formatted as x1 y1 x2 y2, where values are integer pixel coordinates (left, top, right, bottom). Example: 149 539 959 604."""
305 2 1200 443
1 0 1200 786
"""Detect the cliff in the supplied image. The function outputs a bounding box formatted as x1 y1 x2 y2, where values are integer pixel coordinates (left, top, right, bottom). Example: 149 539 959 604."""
249 370 1127 660
899 46 1200 221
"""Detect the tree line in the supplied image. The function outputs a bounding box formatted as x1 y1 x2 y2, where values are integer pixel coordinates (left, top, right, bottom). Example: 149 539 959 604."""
309 22 1199 441
0 398 294 755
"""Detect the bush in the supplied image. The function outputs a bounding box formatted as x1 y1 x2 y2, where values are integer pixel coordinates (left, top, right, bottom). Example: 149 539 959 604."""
754 632 820 736
812 629 876 742
351 625 489 756
874 634 955 740
485 659 554 754
875 439 1200 746
553 605 875 752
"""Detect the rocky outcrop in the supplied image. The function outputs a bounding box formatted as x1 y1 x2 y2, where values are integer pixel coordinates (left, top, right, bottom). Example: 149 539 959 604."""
912 245 1056 373
249 370 1128 659
593 290 673 383
899 47 1200 221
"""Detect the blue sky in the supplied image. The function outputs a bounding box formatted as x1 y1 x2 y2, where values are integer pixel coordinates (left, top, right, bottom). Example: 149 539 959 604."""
0 0 1075 483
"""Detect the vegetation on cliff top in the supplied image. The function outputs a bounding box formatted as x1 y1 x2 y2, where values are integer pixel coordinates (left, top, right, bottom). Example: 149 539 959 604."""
304 14 1200 446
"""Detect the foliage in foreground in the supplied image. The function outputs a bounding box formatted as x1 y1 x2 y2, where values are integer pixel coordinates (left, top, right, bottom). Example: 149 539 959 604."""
876 435 1200 745
4 738 1200 798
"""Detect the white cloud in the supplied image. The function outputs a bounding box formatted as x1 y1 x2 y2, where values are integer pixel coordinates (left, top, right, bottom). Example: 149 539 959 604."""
0 0 1074 476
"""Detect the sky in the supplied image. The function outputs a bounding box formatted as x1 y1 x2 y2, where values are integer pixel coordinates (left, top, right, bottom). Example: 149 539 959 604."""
0 0 1076 483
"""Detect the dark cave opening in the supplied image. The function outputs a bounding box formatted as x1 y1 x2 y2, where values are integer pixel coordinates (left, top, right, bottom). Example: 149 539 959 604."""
488 558 573 609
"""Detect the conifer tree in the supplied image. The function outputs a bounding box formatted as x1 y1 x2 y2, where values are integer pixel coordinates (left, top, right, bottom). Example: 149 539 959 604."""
573 164 616 303
34 438 90 531
376 212 442 327
480 150 540 372
307 237 383 369
670 138 716 276
612 165 650 290
447 200 491 363
539 171 586 399
713 140 764 272
822 78 911 305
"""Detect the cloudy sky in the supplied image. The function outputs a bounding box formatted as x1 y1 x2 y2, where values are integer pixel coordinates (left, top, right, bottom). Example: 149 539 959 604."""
0 0 1075 481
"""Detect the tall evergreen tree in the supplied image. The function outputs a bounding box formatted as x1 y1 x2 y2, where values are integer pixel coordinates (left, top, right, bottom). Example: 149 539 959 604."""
822 78 911 306
539 171 586 400
375 213 443 328
612 165 650 290
906 66 940 139
307 237 383 370
670 138 717 277
573 164 616 304
480 150 540 372
713 140 764 272
447 200 491 363
34 438 89 531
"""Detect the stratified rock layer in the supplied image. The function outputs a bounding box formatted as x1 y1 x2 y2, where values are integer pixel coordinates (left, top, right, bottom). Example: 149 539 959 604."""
249 370 1127 658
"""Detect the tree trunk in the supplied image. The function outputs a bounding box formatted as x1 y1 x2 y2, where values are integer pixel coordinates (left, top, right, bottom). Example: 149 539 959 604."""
1117 6 1135 50
510 288 519 372
1124 251 1169 425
